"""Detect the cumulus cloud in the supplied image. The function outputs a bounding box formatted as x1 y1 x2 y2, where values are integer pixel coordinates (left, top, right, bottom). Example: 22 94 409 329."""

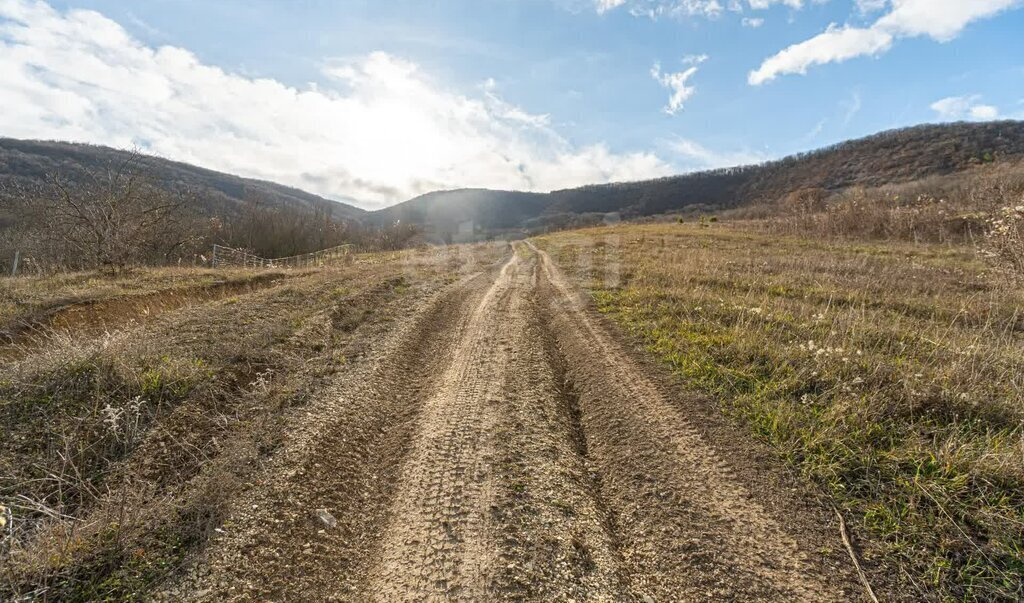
749 24 893 84
0 0 673 208
930 95 1000 121
742 17 766 27
651 54 707 115
750 0 1022 85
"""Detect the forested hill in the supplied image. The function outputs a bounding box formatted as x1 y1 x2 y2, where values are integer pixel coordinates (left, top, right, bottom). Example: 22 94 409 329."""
370 121 1024 233
0 138 366 223
3 121 1023 237
547 120 1024 217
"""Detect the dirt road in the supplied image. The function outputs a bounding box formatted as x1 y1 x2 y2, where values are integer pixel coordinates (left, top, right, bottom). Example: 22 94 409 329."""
161 243 865 601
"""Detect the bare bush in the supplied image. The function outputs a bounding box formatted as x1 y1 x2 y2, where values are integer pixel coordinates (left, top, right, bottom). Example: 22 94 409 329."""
216 194 422 258
981 203 1024 278
734 161 1024 245
12 151 201 272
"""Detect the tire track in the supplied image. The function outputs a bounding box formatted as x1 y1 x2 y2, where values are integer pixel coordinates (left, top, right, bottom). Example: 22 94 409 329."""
531 241 859 601
160 264 505 601
366 246 626 601
164 242 863 601
367 257 516 600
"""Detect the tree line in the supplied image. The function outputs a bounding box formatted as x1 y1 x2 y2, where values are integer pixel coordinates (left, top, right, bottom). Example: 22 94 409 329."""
0 151 418 274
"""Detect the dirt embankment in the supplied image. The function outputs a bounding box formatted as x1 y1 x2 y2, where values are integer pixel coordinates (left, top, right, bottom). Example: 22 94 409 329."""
0 271 296 359
159 244 868 601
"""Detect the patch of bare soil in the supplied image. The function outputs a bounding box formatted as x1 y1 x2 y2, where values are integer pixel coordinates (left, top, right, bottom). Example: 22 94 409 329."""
158 243 868 601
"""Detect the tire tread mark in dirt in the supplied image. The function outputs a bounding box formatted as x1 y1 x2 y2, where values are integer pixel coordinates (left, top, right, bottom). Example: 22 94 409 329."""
161 265 507 601
368 257 518 600
531 241 854 602
367 247 630 601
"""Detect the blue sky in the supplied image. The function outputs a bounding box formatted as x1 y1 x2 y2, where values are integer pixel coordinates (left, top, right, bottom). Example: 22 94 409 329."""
2 0 1023 208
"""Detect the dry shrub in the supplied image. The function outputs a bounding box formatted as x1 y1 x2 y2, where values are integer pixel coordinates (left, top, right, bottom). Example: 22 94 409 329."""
739 160 1024 246
980 202 1024 279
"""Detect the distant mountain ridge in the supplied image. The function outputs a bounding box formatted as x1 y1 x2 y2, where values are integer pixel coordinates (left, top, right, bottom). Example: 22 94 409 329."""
3 121 1023 239
370 121 1024 236
0 139 367 224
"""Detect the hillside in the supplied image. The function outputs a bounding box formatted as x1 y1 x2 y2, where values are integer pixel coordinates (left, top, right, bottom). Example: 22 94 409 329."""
368 189 550 241
373 120 1024 235
3 121 1023 240
0 139 367 224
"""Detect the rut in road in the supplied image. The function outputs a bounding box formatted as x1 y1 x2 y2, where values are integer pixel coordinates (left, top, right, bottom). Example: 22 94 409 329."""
364 243 860 601
532 241 859 601
366 248 627 601
168 243 862 601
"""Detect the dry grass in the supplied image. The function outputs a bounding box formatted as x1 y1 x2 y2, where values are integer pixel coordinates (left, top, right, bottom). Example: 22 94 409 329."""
0 266 302 335
729 160 1024 250
0 244 505 600
536 223 1024 601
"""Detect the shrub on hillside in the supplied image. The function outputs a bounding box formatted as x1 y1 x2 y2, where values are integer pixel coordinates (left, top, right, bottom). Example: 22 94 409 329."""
981 203 1024 279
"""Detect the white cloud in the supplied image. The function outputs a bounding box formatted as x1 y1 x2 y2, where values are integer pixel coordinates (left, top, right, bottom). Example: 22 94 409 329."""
0 0 673 208
876 0 1021 40
855 0 888 13
970 105 999 120
667 137 768 168
592 0 814 18
595 0 628 14
930 95 1000 121
651 54 707 115
841 89 862 125
592 0 725 19
749 24 892 84
750 0 1022 85
747 0 804 9
742 16 765 27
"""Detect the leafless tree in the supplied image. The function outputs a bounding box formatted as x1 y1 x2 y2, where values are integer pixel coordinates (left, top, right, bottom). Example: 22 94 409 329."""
22 151 197 271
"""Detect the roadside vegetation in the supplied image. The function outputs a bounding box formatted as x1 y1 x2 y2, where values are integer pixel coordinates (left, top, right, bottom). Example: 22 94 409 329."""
536 221 1024 601
1 149 422 275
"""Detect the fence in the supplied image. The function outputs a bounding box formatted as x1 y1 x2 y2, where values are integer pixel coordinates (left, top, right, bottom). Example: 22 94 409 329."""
211 243 354 269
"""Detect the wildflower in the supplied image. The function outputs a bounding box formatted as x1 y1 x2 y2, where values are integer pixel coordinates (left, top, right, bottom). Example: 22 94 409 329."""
102 404 122 432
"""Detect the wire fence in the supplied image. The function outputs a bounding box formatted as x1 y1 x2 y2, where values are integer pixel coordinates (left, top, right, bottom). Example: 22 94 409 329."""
210 243 354 269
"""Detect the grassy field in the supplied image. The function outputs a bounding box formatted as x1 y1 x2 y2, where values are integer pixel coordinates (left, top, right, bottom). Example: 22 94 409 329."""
0 246 501 600
535 223 1024 601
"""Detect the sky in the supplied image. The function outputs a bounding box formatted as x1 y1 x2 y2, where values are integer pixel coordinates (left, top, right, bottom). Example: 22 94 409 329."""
1 0 1022 209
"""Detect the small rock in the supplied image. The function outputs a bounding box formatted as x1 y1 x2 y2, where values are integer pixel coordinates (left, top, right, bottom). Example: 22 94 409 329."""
316 508 338 528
